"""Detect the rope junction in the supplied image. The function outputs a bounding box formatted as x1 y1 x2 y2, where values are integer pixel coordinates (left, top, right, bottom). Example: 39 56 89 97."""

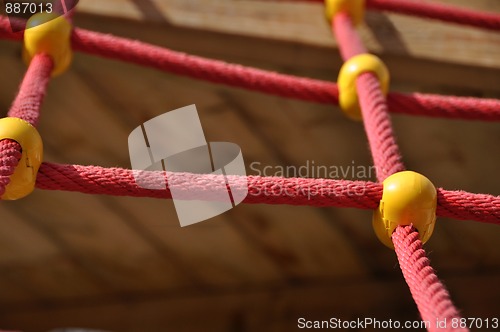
1 1 499 331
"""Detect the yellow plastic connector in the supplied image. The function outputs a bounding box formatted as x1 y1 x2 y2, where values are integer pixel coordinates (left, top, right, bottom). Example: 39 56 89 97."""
325 0 365 26
23 13 73 76
337 54 389 121
0 118 43 200
372 171 437 249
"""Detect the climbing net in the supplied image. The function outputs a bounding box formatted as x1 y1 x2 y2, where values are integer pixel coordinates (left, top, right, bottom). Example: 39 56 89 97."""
0 1 499 331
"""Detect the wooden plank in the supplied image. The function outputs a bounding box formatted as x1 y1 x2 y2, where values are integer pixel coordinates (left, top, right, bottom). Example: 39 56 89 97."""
11 187 197 293
0 207 105 302
74 0 500 69
0 273 498 332
0 207 58 265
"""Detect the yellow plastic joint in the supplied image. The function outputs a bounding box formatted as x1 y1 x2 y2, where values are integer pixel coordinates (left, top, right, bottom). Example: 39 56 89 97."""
337 54 389 121
325 0 365 26
372 171 437 249
0 118 43 200
23 13 73 76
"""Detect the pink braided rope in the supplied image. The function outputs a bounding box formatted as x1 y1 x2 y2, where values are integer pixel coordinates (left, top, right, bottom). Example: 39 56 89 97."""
1 16 500 121
392 226 468 332
34 162 500 225
333 12 367 60
334 12 405 181
36 162 382 209
357 73 405 180
332 11 466 328
304 0 500 32
0 140 22 197
0 54 53 197
8 53 53 127
366 0 500 32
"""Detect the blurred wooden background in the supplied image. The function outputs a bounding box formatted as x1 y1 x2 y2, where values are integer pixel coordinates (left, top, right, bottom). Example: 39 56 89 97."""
0 0 499 331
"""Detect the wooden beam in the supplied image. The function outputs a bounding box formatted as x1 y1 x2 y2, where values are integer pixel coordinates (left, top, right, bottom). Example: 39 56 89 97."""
75 0 500 69
0 273 498 332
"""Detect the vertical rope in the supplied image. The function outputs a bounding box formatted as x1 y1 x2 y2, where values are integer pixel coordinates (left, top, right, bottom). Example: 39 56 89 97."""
0 54 53 197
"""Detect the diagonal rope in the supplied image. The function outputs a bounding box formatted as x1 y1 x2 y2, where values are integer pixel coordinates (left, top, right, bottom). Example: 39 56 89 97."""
331 10 466 329
0 54 53 197
333 12 404 181
393 226 468 332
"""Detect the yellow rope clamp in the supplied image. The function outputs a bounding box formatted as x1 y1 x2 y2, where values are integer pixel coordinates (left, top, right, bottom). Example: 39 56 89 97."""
373 171 437 249
337 54 390 121
325 0 365 25
23 13 73 76
0 118 43 200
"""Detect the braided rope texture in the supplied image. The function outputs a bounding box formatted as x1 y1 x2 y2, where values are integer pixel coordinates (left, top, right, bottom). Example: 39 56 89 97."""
366 0 500 31
308 0 500 31
1 16 500 121
332 10 467 329
34 163 500 225
334 12 405 181
392 226 468 332
0 140 22 197
0 54 52 196
357 73 405 180
8 53 53 127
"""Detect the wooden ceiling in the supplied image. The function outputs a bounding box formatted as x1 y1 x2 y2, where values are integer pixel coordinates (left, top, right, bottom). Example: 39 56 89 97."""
0 0 499 331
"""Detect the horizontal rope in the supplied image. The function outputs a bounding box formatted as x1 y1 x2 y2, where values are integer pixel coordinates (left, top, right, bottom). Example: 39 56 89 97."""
304 0 500 32
35 162 500 225
366 0 500 32
1 16 499 121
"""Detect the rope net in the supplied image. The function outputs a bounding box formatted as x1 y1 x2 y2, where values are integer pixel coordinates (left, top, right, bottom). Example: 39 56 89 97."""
1 1 499 330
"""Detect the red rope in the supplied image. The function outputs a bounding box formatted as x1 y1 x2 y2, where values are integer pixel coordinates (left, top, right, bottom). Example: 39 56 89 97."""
393 226 468 332
70 26 500 122
366 0 500 32
34 162 500 225
36 162 382 208
70 27 339 104
303 0 500 32
334 12 404 181
1 16 500 122
357 73 405 180
0 54 53 197
331 10 467 328
8 53 53 127
387 93 500 122
0 140 22 197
